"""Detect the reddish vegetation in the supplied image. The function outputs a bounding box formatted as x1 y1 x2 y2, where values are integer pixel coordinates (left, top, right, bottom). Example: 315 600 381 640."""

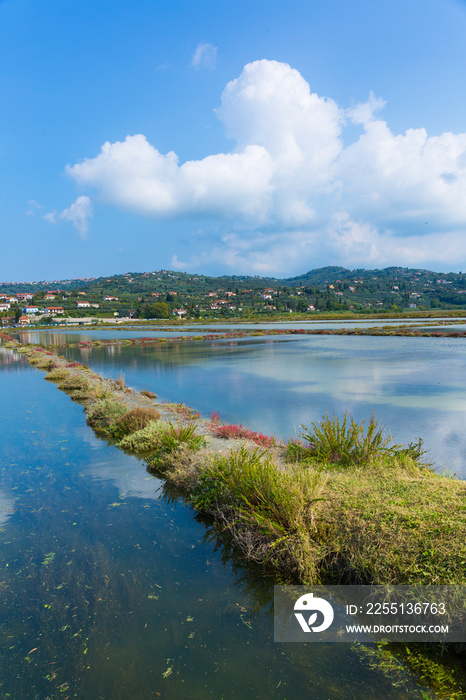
209 410 221 426
212 423 275 447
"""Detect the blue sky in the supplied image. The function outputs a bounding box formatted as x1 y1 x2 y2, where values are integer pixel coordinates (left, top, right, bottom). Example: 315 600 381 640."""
2 0 466 281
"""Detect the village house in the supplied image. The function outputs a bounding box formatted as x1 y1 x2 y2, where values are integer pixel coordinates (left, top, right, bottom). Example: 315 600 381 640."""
18 315 30 325
104 296 119 301
16 293 34 301
23 306 40 314
76 301 91 308
45 306 64 315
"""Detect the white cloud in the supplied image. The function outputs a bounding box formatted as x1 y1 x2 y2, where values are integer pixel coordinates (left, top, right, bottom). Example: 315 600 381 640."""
44 196 92 238
191 42 217 69
63 59 466 272
43 210 57 225
25 199 44 216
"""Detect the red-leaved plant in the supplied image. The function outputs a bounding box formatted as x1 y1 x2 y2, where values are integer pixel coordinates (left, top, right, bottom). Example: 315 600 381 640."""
213 423 275 448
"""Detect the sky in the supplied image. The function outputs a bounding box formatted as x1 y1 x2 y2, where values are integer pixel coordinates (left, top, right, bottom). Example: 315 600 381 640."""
2 0 466 281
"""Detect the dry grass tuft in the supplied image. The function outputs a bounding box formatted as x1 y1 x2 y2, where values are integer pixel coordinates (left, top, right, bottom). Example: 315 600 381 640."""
86 397 129 435
141 389 157 399
110 406 161 439
45 367 71 382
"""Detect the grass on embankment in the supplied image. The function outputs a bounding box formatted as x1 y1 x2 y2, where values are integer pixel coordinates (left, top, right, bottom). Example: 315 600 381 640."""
3 334 465 698
3 334 465 589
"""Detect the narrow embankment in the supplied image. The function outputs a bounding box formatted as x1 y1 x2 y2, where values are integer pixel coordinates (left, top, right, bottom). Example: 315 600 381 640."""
41 323 466 353
3 332 465 591
3 332 466 698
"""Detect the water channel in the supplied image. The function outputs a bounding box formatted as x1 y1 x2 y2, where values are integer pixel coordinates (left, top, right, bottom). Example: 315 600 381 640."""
28 328 466 480
2 328 466 697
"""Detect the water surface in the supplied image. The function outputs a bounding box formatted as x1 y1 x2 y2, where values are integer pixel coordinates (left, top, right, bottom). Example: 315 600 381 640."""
57 333 466 478
1 348 429 698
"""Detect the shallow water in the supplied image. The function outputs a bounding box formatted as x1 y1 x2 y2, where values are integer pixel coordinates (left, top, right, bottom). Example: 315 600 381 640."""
0 347 432 699
17 316 466 346
55 332 466 478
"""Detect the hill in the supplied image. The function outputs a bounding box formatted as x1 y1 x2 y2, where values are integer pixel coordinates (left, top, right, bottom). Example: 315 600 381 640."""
2 266 466 321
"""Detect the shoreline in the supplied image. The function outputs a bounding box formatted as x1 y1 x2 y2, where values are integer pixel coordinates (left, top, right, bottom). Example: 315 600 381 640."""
2 332 466 696
2 331 464 587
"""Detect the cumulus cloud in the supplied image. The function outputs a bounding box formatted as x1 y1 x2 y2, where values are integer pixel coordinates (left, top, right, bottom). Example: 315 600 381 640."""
191 42 217 69
63 59 466 272
44 196 92 238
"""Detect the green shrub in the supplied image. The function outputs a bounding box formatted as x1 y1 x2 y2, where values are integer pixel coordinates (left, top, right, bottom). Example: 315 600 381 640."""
86 397 128 435
118 420 165 453
157 422 205 454
300 411 400 467
285 437 314 463
109 406 161 439
57 374 95 401
190 446 327 580
45 367 71 382
144 423 207 473
33 357 56 370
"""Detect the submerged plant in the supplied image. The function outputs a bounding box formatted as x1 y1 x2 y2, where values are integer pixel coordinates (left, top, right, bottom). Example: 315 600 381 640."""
300 411 400 467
